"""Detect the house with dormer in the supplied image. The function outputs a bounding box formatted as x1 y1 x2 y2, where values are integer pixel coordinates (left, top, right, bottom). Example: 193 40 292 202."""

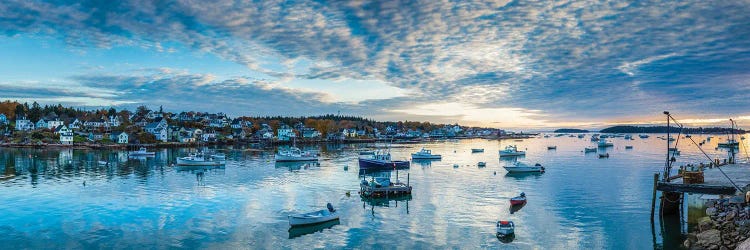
15 117 34 131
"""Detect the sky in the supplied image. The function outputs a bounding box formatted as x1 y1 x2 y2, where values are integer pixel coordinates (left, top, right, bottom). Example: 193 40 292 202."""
1 0 750 130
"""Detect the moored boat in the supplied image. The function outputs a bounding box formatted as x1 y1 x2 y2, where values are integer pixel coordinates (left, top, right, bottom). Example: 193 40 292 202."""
718 139 740 148
584 147 597 153
597 138 613 148
129 147 155 156
503 162 544 173
496 221 515 236
275 147 318 162
639 134 649 139
288 203 339 226
510 192 526 206
471 148 484 153
547 146 556 150
358 150 410 169
499 145 526 157
598 153 609 158
625 145 633 149
177 153 225 166
411 148 441 160
477 162 486 167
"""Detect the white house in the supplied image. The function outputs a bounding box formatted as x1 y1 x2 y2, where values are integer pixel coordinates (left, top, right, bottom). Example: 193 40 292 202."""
202 132 216 142
110 132 128 144
15 117 34 131
69 119 82 129
58 125 73 145
47 119 64 129
277 125 295 141
145 118 168 142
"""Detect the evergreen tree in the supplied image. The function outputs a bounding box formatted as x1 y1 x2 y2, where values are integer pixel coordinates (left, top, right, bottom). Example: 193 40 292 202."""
14 104 25 118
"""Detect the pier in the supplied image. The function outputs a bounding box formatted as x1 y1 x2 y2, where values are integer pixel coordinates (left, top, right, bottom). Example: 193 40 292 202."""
657 163 750 195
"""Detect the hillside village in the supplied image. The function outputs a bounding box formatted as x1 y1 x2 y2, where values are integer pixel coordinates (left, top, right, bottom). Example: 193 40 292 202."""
0 101 509 146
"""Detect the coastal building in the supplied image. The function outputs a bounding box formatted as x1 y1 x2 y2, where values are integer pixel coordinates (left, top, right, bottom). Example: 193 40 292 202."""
88 132 103 141
110 132 128 144
230 119 245 129
232 128 247 139
343 128 357 138
0 114 7 124
58 125 73 145
145 118 168 142
109 115 122 127
301 128 321 138
201 132 216 142
47 119 64 129
69 119 82 129
277 125 295 141
15 117 34 131
327 131 345 141
35 119 48 130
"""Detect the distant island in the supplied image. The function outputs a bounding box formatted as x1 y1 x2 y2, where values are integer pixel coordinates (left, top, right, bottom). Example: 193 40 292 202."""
554 128 589 133
599 126 745 134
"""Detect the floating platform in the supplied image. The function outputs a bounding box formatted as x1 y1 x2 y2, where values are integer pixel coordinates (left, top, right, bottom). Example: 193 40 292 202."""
657 163 750 195
360 182 412 198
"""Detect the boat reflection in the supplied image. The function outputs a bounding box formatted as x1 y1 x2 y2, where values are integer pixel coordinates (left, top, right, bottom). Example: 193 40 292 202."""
275 161 318 171
497 233 515 243
509 203 526 214
412 159 436 168
174 164 225 172
288 219 340 239
503 171 543 180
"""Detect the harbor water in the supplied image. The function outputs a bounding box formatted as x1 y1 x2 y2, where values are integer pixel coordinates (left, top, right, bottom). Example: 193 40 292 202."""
0 135 744 249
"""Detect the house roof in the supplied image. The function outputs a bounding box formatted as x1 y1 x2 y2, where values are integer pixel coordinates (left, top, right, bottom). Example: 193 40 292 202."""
145 122 163 129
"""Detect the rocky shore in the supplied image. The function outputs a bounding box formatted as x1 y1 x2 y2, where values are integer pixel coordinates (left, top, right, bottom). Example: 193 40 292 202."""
685 194 750 249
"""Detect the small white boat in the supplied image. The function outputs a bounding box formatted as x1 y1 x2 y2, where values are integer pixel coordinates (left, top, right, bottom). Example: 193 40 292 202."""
584 147 597 153
411 148 441 160
503 162 544 173
471 148 485 153
288 203 339 226
477 162 486 167
496 221 515 236
597 138 613 148
547 146 557 150
97 161 108 166
275 147 318 162
129 147 155 156
499 145 526 157
177 153 225 166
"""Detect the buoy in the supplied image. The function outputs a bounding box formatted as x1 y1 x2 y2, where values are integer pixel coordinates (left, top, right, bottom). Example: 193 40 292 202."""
493 171 496 175
346 191 351 197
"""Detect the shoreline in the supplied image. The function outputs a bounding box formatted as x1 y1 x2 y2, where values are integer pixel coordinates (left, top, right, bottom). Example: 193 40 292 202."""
0 135 536 150
685 194 750 249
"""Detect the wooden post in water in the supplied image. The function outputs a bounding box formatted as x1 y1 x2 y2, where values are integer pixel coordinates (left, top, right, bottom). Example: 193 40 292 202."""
651 173 659 222
407 173 410 187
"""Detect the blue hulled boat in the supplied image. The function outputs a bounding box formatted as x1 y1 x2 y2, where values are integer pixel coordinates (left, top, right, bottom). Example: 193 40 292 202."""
358 151 410 169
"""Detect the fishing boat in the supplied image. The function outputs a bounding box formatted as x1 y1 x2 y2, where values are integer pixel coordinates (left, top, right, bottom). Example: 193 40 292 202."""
639 134 649 139
499 145 526 157
411 148 441 160
275 147 318 162
288 203 339 226
584 147 597 153
597 138 613 147
510 192 526 206
177 153 225 166
496 221 515 236
598 153 609 158
477 162 486 167
358 150 410 169
503 162 544 173
129 147 155 156
547 146 557 150
718 139 740 148
471 148 485 153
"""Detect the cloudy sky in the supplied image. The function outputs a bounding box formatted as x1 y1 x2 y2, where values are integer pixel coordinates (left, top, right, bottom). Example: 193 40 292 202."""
1 0 749 129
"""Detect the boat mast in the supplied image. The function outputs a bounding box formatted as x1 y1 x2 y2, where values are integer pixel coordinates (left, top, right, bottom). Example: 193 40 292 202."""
664 111 671 182
730 119 736 163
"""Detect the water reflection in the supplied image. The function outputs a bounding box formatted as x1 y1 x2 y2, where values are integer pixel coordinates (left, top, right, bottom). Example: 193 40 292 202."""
497 233 515 243
288 219 340 239
274 161 319 171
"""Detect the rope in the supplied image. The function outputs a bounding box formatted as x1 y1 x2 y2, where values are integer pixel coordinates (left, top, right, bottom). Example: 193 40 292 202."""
669 115 742 193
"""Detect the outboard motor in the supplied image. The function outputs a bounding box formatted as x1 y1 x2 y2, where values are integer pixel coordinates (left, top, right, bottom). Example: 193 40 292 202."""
520 192 525 197
327 203 336 213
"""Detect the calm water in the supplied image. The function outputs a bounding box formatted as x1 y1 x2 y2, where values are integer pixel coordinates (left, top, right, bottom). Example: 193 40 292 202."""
0 135 745 249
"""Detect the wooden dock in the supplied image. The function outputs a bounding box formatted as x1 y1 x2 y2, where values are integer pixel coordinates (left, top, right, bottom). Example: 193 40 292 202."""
656 163 750 195
360 182 412 198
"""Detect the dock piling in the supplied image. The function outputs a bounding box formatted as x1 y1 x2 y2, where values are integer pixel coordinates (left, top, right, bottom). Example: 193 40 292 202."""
651 173 659 222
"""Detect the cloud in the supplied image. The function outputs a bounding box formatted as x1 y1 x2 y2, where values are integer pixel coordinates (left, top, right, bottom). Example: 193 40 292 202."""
1 0 750 126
